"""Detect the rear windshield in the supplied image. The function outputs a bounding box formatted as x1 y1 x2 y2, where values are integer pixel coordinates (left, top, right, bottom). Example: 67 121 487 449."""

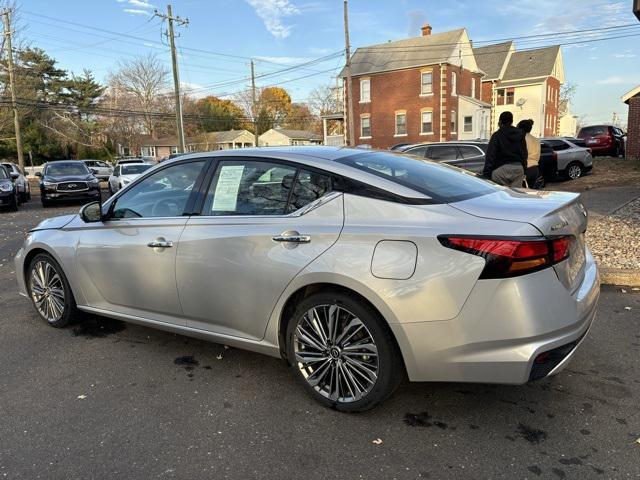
337 152 497 203
579 126 607 137
122 164 152 175
45 162 90 176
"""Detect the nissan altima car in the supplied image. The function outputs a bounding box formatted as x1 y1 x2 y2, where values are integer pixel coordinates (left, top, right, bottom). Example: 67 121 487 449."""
15 147 600 411
107 162 153 195
37 160 101 207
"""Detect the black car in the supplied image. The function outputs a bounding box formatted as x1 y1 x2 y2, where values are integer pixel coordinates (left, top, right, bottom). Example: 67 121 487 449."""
399 140 556 189
0 164 19 211
36 160 101 207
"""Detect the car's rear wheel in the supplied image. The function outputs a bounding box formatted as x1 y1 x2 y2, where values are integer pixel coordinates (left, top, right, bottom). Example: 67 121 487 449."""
285 291 404 412
9 192 18 211
27 253 79 328
565 162 584 180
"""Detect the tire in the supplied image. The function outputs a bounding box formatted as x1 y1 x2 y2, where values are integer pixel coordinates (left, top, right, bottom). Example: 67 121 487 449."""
41 197 51 208
9 193 18 212
285 291 404 412
26 253 80 328
565 162 584 180
20 191 29 203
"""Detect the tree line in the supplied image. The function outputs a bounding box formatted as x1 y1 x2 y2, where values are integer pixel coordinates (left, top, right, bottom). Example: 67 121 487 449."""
0 47 341 164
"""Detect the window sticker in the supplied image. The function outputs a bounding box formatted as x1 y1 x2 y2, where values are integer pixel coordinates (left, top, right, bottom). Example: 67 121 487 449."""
212 165 245 212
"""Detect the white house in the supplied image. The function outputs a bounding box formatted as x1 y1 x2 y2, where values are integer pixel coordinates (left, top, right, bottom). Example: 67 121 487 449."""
259 128 323 147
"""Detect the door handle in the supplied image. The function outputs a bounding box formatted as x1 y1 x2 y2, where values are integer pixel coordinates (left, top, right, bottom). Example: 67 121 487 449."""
273 231 311 244
147 239 174 248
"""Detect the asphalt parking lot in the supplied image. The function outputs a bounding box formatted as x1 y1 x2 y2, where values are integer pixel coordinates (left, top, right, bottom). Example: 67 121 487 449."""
1 197 639 480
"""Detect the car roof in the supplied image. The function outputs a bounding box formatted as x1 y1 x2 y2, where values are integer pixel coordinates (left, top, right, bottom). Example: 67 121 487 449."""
160 146 432 200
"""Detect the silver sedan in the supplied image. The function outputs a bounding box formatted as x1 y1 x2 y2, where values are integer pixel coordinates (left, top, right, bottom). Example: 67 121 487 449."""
14 147 600 411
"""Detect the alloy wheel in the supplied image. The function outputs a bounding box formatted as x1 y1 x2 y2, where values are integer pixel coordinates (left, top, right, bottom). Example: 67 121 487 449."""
293 304 379 403
567 164 582 179
30 260 66 322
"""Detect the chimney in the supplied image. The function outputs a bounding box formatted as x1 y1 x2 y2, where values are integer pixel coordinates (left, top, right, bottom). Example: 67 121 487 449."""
421 24 432 36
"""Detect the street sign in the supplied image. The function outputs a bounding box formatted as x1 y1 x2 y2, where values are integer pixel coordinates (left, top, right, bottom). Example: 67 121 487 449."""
635 0 640 20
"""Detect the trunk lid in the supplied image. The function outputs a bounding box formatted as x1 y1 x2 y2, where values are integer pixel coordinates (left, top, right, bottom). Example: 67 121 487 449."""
451 189 588 292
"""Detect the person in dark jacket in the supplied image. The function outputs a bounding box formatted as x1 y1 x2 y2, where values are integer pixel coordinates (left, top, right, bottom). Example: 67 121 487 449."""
483 111 528 187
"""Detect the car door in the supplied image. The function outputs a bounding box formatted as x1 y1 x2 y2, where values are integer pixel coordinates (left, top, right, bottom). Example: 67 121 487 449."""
176 158 344 340
75 159 208 323
426 145 466 169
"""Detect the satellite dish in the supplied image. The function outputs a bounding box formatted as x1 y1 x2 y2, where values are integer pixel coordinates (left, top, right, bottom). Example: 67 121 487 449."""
516 98 527 108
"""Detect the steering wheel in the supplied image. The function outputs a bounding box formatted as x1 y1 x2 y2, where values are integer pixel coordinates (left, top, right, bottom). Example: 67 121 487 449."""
151 198 182 217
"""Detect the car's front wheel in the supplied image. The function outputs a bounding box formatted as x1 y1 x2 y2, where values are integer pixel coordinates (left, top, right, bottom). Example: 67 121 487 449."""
565 162 584 180
285 291 404 412
27 253 79 328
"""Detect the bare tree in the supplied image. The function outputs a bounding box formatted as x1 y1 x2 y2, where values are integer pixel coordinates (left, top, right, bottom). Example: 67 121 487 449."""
108 53 171 139
308 85 341 116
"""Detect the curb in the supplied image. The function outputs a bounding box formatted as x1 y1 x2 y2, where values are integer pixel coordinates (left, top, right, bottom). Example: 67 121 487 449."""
599 267 640 287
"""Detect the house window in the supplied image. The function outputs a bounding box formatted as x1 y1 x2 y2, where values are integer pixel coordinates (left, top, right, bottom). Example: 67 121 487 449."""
360 78 370 103
421 111 433 133
471 78 476 99
506 89 515 105
451 72 457 96
421 71 433 95
141 146 156 158
497 88 505 105
170 146 179 154
450 110 457 133
395 112 407 135
360 115 371 138
464 116 473 133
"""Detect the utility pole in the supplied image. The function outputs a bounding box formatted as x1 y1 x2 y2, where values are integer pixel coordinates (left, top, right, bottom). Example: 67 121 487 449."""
154 5 188 153
2 9 24 170
250 59 258 147
343 0 355 147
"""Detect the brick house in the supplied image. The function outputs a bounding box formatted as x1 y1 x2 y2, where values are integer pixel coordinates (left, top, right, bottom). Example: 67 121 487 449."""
473 42 564 137
341 25 489 149
622 85 640 160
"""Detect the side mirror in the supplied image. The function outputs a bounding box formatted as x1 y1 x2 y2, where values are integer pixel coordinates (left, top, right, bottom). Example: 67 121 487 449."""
90 168 99 175
10 172 19 180
80 201 103 223
35 171 42 177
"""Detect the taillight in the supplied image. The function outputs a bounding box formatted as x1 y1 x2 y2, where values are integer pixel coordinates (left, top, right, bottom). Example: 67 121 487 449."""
438 235 575 279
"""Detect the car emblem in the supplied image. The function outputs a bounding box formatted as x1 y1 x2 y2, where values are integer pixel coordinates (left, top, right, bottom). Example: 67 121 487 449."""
68 184 77 188
551 219 569 231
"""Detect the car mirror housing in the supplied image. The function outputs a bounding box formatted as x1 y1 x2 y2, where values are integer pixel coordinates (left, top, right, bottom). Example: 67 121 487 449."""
80 201 103 223
35 171 42 177
10 172 19 180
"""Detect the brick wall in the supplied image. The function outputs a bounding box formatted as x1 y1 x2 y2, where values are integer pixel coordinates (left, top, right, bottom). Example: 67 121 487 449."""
350 64 483 149
627 96 640 160
544 77 560 136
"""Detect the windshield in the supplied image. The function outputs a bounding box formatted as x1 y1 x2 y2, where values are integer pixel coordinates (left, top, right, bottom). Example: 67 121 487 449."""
122 164 152 175
337 151 497 203
0 166 8 179
579 126 607 137
45 162 90 176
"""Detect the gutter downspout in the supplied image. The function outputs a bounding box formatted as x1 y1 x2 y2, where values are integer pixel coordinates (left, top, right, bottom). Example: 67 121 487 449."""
439 63 444 142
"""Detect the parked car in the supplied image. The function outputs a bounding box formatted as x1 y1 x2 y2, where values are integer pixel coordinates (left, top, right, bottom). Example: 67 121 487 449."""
389 143 412 151
108 162 153 195
398 141 488 173
541 138 593 180
1 162 30 203
577 125 625 157
82 160 113 181
115 158 146 166
36 160 101 207
0 164 19 211
14 147 600 411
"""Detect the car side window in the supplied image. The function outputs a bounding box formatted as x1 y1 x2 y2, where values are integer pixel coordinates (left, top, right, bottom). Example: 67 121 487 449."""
548 140 570 151
405 146 428 158
428 145 459 161
203 160 297 216
111 160 205 219
286 169 332 213
458 145 483 159
113 166 120 176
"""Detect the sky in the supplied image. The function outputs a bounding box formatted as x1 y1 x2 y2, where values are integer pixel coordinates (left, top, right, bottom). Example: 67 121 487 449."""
15 0 640 126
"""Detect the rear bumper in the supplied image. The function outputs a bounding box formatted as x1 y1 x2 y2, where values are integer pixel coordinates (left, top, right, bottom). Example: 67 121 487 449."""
392 247 600 384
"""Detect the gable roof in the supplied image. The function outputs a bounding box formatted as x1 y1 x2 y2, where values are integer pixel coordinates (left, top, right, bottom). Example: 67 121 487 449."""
472 41 513 80
622 85 640 104
502 45 560 81
340 29 468 77
142 130 254 147
270 128 322 141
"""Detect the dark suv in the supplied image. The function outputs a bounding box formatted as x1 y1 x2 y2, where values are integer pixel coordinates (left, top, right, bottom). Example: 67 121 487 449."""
36 160 101 207
577 125 625 157
0 164 19 211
